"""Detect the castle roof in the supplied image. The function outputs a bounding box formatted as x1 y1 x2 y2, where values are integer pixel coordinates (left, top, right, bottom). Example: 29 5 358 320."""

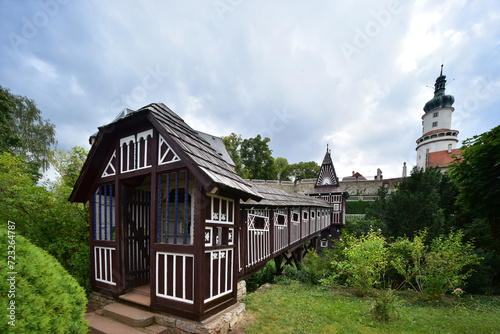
423 65 455 113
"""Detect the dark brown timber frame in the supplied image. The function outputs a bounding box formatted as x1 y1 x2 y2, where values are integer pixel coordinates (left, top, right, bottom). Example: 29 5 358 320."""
70 103 346 321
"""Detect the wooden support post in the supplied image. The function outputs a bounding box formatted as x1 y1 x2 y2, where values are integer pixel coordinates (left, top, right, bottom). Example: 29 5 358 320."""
274 254 284 276
292 248 302 270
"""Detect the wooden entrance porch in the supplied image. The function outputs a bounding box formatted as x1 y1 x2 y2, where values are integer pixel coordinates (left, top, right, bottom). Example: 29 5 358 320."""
119 285 150 307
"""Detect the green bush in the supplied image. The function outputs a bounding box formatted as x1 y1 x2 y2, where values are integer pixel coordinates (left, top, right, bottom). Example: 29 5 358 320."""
344 217 385 235
246 261 276 293
0 227 88 333
346 200 373 214
327 231 388 296
0 153 90 293
320 230 481 321
299 249 339 285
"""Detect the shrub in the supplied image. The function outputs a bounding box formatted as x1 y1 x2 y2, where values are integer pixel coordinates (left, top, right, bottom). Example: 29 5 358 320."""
421 230 480 299
370 288 400 322
298 249 338 285
325 231 388 296
344 217 385 235
246 261 276 293
0 227 88 333
321 230 481 321
346 200 373 214
0 153 90 293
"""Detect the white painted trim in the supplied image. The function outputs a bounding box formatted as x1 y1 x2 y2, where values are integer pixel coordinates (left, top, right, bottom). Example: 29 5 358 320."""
120 129 153 173
158 135 181 165
155 252 194 304
94 246 116 286
204 248 233 303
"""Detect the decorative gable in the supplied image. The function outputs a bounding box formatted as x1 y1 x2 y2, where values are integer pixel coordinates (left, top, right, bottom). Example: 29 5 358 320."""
316 164 338 186
315 147 339 187
120 129 153 173
101 150 116 178
158 135 181 165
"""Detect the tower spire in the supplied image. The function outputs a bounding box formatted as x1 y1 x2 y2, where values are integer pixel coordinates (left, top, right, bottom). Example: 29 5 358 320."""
423 65 454 113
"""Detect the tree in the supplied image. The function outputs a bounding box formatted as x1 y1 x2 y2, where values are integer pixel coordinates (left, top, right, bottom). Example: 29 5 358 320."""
448 125 500 244
222 133 243 174
275 157 289 180
50 146 88 188
287 161 321 181
0 86 22 152
0 85 56 179
368 167 458 240
240 134 276 180
0 152 90 291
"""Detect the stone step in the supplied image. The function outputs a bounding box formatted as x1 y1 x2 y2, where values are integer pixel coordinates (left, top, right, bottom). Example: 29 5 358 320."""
102 303 155 327
119 291 150 307
132 285 150 296
86 312 145 334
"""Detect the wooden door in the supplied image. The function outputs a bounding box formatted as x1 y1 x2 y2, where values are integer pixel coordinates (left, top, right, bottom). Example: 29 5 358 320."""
123 184 151 289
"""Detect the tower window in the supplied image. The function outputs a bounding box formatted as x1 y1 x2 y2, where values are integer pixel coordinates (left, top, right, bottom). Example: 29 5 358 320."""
433 112 439 118
432 121 438 127
448 144 452 153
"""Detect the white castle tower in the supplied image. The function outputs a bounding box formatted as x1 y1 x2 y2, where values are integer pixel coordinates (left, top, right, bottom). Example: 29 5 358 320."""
416 66 459 171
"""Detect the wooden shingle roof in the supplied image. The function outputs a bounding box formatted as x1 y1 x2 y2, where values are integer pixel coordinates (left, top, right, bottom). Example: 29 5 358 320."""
144 103 260 200
241 184 331 208
70 103 261 202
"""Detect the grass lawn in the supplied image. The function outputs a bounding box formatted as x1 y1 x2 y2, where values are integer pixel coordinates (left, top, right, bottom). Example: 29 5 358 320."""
240 282 500 334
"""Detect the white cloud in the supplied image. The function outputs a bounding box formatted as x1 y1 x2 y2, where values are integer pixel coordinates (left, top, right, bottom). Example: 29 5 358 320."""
0 0 499 181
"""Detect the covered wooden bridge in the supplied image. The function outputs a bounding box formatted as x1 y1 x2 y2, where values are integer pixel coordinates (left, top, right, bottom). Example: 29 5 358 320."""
70 103 347 321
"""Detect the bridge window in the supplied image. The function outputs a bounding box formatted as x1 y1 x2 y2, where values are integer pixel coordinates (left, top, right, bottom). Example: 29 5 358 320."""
274 212 288 226
157 170 194 245
320 239 328 248
206 195 234 224
248 214 269 231
302 211 308 220
291 211 300 223
93 183 115 241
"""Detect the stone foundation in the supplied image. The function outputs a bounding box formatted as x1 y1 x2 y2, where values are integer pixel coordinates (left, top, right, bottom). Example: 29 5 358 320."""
237 280 246 301
155 302 246 334
88 291 116 309
88 291 246 334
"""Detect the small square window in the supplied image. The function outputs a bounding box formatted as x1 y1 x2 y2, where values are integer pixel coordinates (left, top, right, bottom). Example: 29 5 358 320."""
433 112 439 118
432 121 438 127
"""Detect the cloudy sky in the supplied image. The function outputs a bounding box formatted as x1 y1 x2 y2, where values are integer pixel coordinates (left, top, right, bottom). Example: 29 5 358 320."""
1 0 499 179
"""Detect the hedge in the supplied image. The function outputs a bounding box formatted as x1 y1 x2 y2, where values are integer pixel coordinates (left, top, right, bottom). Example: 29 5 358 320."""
0 227 88 333
346 200 373 214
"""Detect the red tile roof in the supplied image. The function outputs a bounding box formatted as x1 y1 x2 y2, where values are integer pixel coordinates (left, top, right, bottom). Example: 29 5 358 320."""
428 149 461 168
